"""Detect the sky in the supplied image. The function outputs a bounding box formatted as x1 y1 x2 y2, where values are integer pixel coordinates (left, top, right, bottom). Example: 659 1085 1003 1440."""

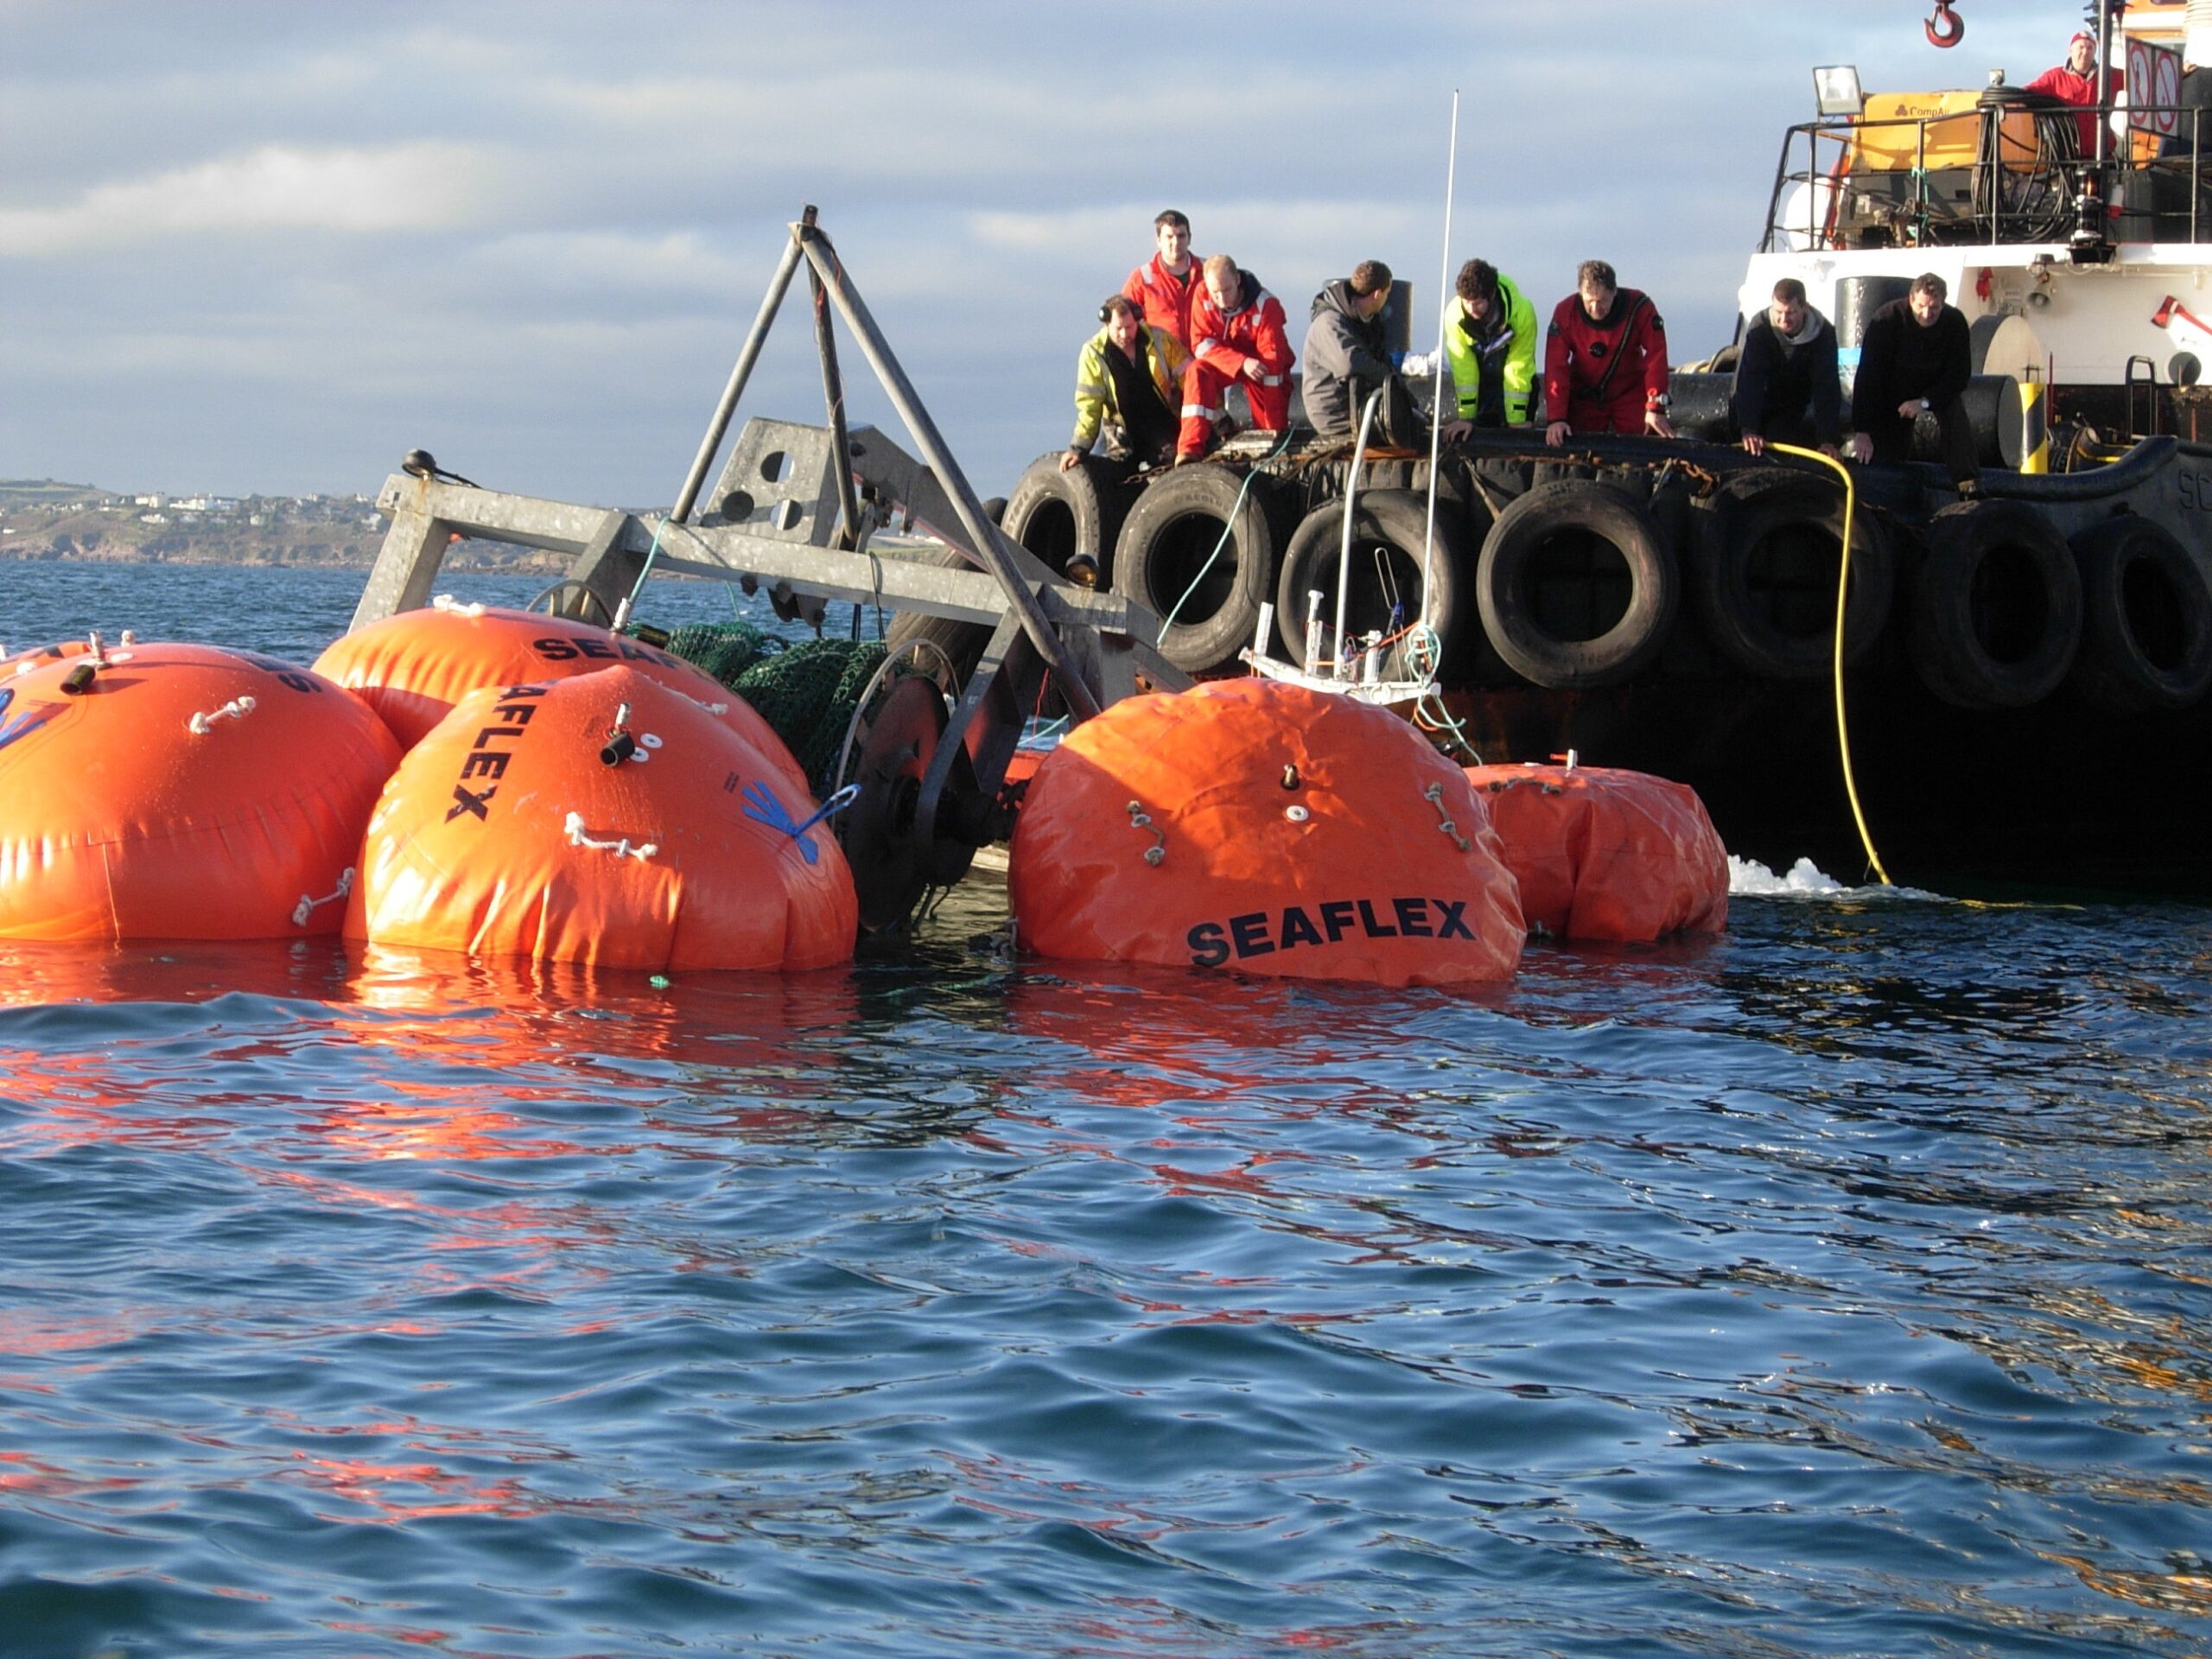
2 1 2082 508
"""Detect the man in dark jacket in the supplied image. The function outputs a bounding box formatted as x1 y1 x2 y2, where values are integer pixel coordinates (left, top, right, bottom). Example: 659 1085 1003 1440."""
1848 271 1977 485
1301 260 1397 438
1732 277 1841 457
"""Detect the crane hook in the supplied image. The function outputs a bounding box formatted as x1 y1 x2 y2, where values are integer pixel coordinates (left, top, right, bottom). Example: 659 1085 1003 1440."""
1926 0 1964 48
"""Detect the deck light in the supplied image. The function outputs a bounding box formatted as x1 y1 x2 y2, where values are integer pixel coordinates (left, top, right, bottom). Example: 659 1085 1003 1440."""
1814 65 1865 118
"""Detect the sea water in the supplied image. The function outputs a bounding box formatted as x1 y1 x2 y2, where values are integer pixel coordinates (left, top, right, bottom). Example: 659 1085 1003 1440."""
2 563 2209 1657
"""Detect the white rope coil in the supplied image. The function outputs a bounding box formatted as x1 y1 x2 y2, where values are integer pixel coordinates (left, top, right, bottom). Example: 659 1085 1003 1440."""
432 594 486 618
564 811 658 861
291 868 354 927
187 695 257 734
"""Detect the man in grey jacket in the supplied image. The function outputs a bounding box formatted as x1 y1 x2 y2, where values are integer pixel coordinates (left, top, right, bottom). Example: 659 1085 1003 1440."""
1304 259 1474 445
1301 260 1398 438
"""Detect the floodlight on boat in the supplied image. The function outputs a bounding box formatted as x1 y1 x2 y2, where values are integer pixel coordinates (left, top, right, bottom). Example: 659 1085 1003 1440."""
1814 65 1865 117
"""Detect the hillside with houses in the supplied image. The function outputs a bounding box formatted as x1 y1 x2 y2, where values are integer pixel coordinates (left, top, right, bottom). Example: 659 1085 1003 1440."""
0 479 562 573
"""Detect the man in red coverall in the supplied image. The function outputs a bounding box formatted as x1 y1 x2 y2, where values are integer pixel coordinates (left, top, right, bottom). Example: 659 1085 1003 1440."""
1178 254 1294 461
1543 260 1675 445
1122 210 1200 351
2025 31 2123 159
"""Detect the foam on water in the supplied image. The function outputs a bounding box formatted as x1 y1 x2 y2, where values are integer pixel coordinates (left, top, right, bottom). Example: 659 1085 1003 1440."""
1729 852 1951 902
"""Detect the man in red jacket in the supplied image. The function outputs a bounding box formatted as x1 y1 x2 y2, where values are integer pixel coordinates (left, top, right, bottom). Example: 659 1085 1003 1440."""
1543 260 1675 445
2025 31 2123 159
1178 255 1294 460
1122 210 1200 351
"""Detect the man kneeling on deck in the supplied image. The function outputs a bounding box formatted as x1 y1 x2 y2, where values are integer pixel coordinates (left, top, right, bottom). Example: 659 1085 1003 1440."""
1065 295 1189 474
1177 255 1294 461
1732 277 1841 458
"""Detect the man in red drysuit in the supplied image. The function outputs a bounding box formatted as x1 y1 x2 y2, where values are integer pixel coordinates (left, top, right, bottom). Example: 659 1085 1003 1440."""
1178 254 1294 460
1122 209 1201 351
1543 259 1675 444
2024 31 2124 160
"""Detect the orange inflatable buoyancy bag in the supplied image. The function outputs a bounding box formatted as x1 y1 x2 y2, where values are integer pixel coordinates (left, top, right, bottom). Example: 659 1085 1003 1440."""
346 664 856 971
0 642 403 941
313 600 807 792
1463 763 1728 941
1009 679 1524 987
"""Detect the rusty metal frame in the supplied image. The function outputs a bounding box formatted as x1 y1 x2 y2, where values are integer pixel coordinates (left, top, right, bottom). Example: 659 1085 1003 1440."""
349 207 1192 913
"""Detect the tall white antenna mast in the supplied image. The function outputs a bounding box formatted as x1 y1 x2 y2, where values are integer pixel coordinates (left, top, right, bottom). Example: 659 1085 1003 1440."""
1420 90 1459 652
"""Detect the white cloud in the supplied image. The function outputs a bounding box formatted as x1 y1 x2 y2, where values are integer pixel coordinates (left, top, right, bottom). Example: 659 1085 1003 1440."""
0 142 499 257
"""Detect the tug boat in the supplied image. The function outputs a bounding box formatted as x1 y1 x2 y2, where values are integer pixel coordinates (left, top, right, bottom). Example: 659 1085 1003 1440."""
974 0 2212 893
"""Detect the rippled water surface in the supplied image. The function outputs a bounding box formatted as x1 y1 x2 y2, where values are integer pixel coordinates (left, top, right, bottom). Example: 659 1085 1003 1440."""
3 564 2211 1656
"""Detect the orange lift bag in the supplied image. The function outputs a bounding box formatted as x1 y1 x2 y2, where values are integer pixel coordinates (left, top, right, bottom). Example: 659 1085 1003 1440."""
0 642 402 942
314 601 806 794
1010 679 1524 987
346 664 855 971
1463 762 1728 942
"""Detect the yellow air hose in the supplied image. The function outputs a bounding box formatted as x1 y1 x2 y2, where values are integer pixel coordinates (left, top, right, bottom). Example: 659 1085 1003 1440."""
1768 443 1892 887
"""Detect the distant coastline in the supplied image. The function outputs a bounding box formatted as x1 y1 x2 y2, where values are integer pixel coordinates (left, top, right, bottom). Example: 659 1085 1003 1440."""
0 476 562 575
1 545 563 575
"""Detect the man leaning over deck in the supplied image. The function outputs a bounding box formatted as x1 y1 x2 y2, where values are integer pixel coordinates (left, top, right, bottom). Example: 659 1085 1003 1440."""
1404 258 1540 429
1733 277 1841 458
1122 210 1201 352
1065 295 1188 474
1543 260 1674 446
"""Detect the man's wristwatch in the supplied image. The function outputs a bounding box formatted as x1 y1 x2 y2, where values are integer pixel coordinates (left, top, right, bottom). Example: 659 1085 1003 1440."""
1918 397 1931 412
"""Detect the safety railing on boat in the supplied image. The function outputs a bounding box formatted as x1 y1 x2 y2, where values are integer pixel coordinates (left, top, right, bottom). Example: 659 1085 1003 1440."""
1761 99 2212 252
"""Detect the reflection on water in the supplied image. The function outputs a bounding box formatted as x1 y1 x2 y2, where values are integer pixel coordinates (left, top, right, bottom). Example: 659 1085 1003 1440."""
3 753 2211 1648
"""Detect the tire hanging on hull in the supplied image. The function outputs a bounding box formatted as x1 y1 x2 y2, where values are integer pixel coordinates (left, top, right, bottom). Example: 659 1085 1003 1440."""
1689 468 1894 677
1909 499 2082 709
1474 480 1678 690
1112 462 1284 675
2066 515 2212 712
1273 488 1478 672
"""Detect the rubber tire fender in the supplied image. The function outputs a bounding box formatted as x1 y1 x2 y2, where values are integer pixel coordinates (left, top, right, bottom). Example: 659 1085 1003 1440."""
1690 467 1894 677
1111 462 1283 675
1273 489 1476 671
1910 499 2082 709
998 453 1131 582
2067 515 2212 711
1474 479 1679 690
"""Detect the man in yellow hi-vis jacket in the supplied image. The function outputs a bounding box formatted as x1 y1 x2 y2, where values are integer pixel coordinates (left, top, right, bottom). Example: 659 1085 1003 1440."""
1065 295 1190 471
1408 258 1538 429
